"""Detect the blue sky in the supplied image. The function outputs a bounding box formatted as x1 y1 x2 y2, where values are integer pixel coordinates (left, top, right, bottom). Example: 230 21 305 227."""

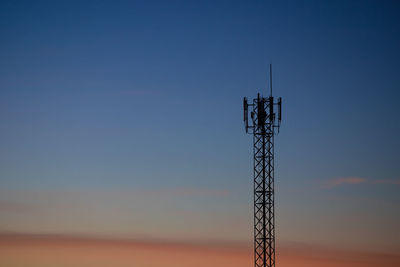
0 0 399 254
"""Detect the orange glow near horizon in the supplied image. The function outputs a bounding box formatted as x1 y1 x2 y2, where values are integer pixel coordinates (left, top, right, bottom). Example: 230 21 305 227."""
0 234 399 267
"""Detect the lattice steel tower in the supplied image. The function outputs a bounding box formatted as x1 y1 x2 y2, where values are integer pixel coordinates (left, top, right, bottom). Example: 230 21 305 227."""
243 65 282 267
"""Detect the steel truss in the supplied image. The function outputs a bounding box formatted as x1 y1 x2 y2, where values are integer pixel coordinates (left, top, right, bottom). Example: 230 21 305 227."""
244 93 281 267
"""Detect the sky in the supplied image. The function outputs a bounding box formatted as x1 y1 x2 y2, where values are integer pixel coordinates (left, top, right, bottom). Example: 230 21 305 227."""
0 0 399 266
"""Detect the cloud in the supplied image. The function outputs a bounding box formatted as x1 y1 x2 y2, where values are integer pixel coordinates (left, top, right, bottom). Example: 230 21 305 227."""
0 232 249 254
0 233 399 267
325 177 367 188
0 201 36 213
139 187 230 197
372 179 400 185
279 242 400 267
325 177 400 188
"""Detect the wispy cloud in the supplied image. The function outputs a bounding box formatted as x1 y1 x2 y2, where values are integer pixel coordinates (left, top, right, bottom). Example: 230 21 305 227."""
0 201 36 213
325 177 367 188
324 177 400 188
372 179 400 185
0 233 399 267
139 187 230 197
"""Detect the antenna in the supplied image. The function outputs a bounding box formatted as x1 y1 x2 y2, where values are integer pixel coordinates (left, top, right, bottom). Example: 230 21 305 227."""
278 97 282 123
243 97 249 133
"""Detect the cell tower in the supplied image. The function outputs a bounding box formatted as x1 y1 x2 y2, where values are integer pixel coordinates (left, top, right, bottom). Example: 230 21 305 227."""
243 65 282 267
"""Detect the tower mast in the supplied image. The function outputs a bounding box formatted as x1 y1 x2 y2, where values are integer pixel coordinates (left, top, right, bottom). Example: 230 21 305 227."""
243 66 282 267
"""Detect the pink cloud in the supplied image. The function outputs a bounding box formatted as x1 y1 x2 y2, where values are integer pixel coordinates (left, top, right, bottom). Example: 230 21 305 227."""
325 177 367 188
325 177 400 188
1 233 399 267
142 187 230 197
372 179 400 185
0 201 36 213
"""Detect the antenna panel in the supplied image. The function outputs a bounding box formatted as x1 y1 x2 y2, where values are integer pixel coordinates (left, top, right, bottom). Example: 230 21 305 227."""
278 97 282 122
257 99 266 127
243 97 249 132
269 96 274 122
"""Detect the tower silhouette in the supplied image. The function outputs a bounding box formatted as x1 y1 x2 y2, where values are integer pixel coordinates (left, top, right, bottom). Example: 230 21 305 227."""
243 65 282 267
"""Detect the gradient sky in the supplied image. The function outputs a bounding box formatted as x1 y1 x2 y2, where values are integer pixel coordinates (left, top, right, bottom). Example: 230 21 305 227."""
0 0 399 263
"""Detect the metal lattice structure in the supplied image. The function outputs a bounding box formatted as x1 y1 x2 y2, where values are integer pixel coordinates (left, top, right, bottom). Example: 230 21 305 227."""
243 65 282 267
